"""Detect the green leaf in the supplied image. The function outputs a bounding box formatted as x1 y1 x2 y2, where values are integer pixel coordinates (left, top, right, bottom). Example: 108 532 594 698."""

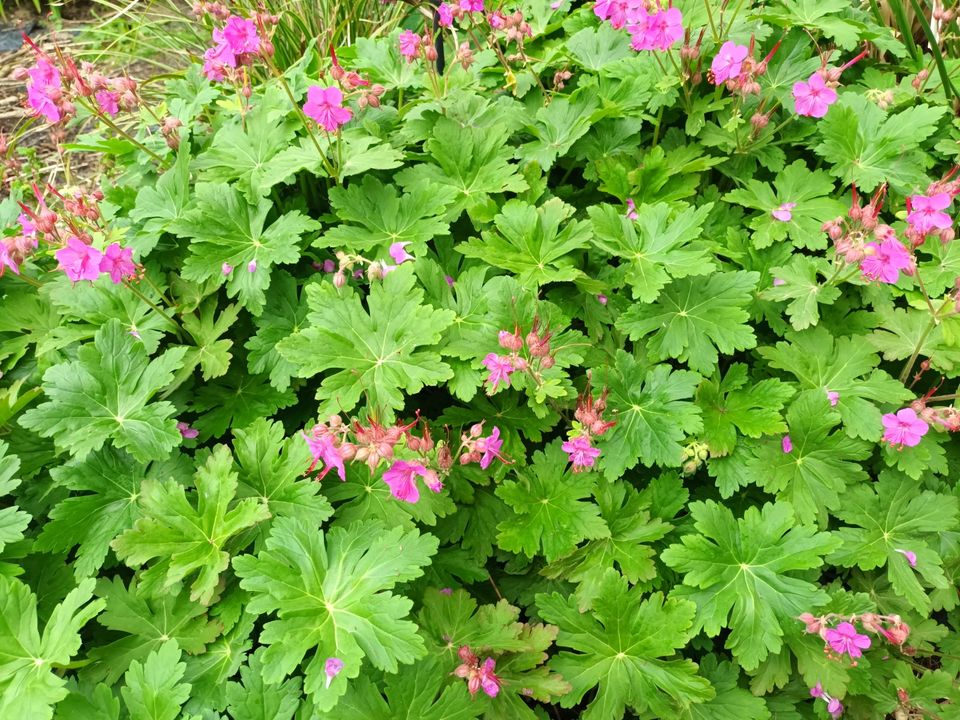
661 500 841 670
537 569 714 719
742 391 872 525
566 24 632 71
318 175 457 254
814 96 946 192
112 445 271 605
598 351 703 479
89 578 222 684
226 648 301 720
192 103 297 200
696 363 795 455
521 94 598 169
495 441 609 562
762 255 841 330
723 160 845 250
396 116 528 217
129 145 192 256
458 198 591 288
828 472 959 614
277 264 456 419
542 480 672 603
870 306 960 374
588 202 715 302
232 519 438 711
245 272 310 392
0 577 105 720
172 183 320 314
190 370 297 438
53 682 120 720
679 655 771 720
0 441 29 554
36 449 189 578
20 319 187 463
233 418 333 527
120 640 191 720
178 298 240 381
619 271 759 373
759 327 913 440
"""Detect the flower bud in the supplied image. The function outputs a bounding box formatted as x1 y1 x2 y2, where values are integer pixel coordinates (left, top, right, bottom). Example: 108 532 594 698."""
539 355 555 369
367 261 384 281
425 44 438 62
750 112 769 130
498 330 523 351
470 423 484 438
333 270 346 288
438 445 454 471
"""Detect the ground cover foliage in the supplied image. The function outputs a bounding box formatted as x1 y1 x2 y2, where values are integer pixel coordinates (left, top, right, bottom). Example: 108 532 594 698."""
2 0 960 718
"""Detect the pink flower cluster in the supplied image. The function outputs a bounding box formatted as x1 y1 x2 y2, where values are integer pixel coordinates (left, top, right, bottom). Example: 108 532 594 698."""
15 42 141 125
0 214 38 277
800 611 911 661
810 683 843 719
562 386 616 472
202 14 274 82
55 238 136 284
709 38 780 97
483 319 556 394
399 30 438 63
823 187 916 285
453 646 502 698
904 177 959 246
592 0 683 51
457 423 508 470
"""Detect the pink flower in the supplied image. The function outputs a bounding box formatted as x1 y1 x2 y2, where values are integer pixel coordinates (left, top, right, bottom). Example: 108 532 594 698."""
782 435 793 453
303 431 347 480
56 236 103 282
711 41 749 85
895 548 918 567
562 436 601 471
303 85 353 132
907 192 953 235
389 241 414 264
460 0 483 12
479 657 501 698
826 389 839 406
444 274 456 287
221 15 261 55
479 426 504 470
824 622 871 658
202 41 234 81
882 409 929 448
597 293 608 305
382 460 441 503
793 73 837 118
625 198 638 220
860 237 913 284
222 262 233 275
99 242 136 283
0 241 19 276
629 7 683 51
26 58 62 123
177 421 199 439
95 90 120 116
247 259 257 273
398 30 422 60
826 698 843 719
594 0 626 28
454 647 501 698
19 213 37 239
810 682 825 698
771 202 796 222
324 657 344 688
438 2 454 26
482 353 515 391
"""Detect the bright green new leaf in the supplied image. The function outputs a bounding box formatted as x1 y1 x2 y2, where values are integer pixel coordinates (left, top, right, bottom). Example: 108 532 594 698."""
232 418 333 527
129 144 192 255
828 472 959 614
814 96 945 192
120 640 191 720
588 202 715 302
759 327 913 439
0 441 29 554
173 183 320 314
0 576 105 720
277 264 456 419
742 391 872 525
458 198 591 288
661 500 841 670
696 363 795 455
112 445 271 605
537 569 714 719
599 351 703 479
226 648 301 720
618 271 760 373
36 449 190 578
232 519 438 711
723 160 845 249
318 175 457 253
495 441 608 562
20 319 187 463
178 298 240 381
89 578 222 684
